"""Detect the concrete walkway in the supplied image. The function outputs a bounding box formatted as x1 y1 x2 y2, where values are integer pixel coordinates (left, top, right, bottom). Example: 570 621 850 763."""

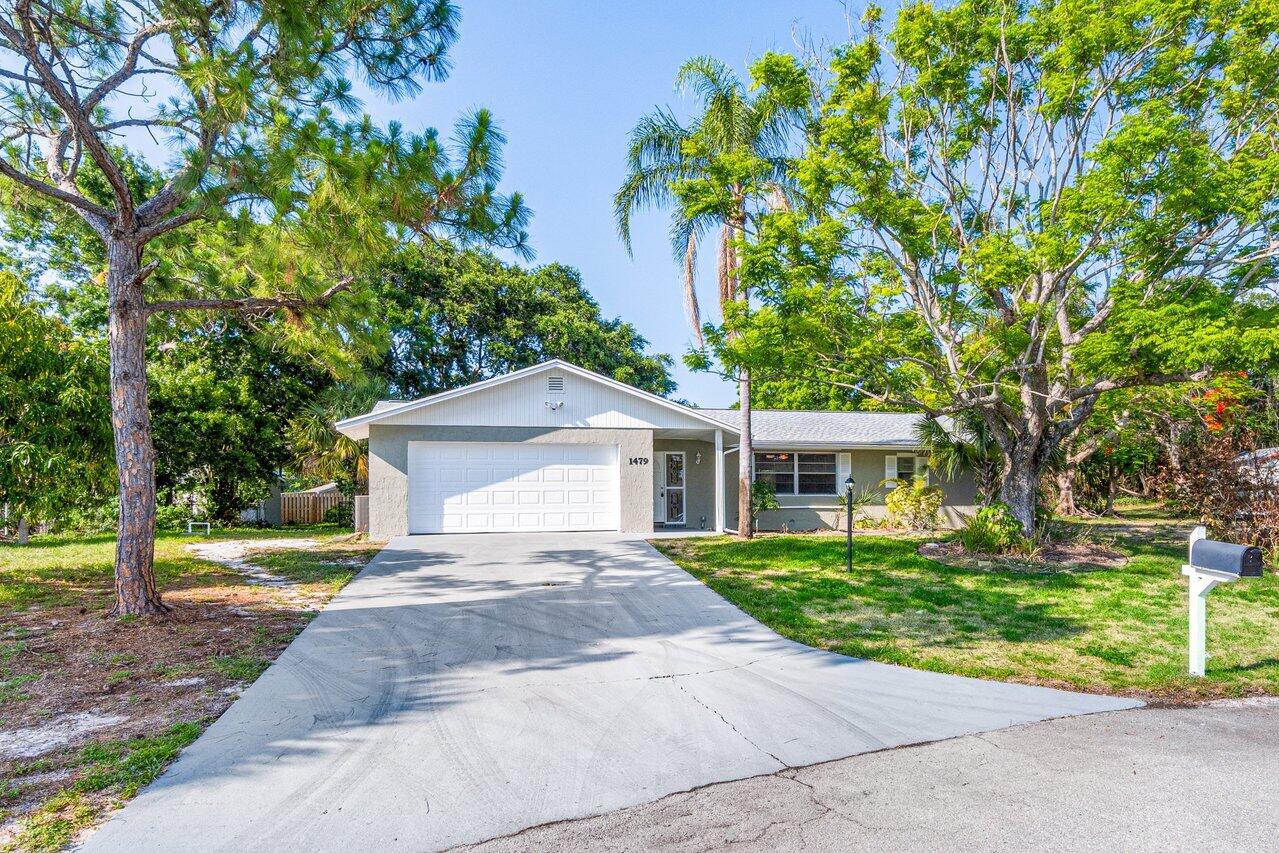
83 534 1137 852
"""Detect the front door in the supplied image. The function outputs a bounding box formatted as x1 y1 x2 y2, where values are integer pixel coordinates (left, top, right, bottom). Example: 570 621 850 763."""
658 451 685 525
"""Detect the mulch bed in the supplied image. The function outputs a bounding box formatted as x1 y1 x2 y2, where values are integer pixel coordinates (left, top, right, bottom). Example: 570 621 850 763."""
919 540 1130 573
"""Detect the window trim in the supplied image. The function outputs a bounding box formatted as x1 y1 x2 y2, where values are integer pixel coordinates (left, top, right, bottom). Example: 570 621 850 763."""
753 451 839 496
887 453 929 488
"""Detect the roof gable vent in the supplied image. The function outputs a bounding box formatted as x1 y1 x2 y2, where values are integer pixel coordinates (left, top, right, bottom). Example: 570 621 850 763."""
547 375 565 394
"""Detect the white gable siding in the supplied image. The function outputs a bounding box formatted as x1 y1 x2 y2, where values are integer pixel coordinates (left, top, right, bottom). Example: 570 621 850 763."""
375 371 714 431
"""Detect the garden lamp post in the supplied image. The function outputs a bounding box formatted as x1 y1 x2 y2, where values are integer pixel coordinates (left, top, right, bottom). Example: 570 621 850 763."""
844 475 855 573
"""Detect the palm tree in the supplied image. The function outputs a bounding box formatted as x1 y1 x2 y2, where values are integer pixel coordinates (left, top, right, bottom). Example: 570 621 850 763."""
615 56 796 537
290 377 388 490
915 413 1001 507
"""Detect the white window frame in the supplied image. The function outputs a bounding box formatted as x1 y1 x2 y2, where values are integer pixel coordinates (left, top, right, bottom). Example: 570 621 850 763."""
754 451 839 496
886 454 929 488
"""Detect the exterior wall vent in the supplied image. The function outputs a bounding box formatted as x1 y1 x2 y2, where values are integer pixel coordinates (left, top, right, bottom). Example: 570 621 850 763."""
547 375 565 394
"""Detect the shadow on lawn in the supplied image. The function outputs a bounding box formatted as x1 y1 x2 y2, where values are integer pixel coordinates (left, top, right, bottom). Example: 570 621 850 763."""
670 537 1088 648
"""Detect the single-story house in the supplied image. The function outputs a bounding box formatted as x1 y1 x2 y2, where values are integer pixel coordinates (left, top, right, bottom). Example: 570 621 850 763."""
335 359 977 540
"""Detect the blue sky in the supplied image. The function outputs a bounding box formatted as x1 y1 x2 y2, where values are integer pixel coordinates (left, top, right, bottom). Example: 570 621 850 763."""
356 1 859 406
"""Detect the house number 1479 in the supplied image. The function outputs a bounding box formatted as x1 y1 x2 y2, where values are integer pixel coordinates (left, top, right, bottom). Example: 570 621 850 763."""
629 457 649 466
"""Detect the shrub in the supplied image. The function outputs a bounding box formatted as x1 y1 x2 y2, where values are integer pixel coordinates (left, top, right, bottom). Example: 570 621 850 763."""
884 481 943 529
838 485 879 531
960 503 1026 554
154 503 193 531
1159 431 1278 565
323 501 354 528
749 481 780 531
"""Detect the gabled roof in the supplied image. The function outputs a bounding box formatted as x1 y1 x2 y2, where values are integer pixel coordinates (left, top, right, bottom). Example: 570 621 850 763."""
334 359 741 440
700 409 930 448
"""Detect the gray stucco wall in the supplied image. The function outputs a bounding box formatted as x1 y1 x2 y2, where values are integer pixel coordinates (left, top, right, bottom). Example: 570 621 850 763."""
367 425 653 540
652 438 717 531
723 448 980 532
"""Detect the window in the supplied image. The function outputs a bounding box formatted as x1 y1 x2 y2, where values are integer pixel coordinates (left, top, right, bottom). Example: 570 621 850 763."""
754 452 838 495
797 453 837 494
754 452 794 493
888 454 928 488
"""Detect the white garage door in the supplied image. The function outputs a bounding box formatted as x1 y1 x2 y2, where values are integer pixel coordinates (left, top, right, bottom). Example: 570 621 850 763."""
407 442 620 534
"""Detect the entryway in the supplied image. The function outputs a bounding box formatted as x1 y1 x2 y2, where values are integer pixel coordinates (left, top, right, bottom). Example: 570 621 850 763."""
653 450 686 525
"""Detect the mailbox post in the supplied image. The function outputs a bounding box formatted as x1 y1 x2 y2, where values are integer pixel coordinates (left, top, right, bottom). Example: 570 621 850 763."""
1181 525 1265 677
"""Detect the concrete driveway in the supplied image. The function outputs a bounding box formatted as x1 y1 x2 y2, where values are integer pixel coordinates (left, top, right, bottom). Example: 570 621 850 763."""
84 533 1138 851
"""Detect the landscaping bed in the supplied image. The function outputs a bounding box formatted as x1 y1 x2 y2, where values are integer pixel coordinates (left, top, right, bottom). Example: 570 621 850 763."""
0 527 380 851
918 540 1129 573
652 521 1279 705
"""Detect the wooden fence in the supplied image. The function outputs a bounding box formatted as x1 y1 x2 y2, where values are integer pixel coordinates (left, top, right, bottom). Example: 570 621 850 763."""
280 491 348 525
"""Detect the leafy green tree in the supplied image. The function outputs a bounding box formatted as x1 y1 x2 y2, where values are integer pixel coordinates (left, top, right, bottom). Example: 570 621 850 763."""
0 1 528 612
149 320 335 522
372 244 674 397
616 56 806 536
0 273 113 540
711 0 1279 536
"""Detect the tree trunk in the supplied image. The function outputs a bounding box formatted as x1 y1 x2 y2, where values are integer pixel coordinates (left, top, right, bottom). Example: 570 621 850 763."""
998 451 1039 538
737 368 753 538
106 239 168 615
1104 463 1117 516
16 518 28 545
1055 463 1079 516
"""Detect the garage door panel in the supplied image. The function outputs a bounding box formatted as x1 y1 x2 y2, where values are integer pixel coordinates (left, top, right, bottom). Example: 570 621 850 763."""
408 442 619 534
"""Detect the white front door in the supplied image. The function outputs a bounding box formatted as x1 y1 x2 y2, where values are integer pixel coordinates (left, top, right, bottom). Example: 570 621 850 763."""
407 441 619 534
656 451 686 525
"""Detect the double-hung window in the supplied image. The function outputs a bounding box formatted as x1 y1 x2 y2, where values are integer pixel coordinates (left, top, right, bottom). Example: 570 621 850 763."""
753 452 795 493
754 452 838 495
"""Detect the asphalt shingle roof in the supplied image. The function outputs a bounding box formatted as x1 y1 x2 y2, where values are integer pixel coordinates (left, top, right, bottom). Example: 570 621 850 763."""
699 409 927 447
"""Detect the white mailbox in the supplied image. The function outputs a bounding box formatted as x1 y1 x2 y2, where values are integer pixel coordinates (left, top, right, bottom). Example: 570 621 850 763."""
1181 526 1265 677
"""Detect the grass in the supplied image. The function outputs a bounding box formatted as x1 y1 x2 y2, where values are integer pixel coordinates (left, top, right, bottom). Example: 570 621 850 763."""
0 524 380 851
0 525 351 612
249 544 372 595
10 724 201 852
653 521 1279 703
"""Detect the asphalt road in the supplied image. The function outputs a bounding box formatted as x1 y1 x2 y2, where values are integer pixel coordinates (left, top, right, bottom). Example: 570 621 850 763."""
467 698 1279 852
82 533 1135 851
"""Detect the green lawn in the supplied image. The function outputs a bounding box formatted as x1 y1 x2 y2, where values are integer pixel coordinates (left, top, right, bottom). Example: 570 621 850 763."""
0 525 380 851
653 525 1279 703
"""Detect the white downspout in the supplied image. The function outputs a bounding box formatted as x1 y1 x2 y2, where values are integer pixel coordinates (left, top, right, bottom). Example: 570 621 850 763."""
714 430 725 533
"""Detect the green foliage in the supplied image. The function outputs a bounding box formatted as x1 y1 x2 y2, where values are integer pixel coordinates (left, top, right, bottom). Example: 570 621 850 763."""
370 243 674 398
749 481 781 530
884 481 944 530
148 319 333 521
706 0 1279 537
838 485 880 530
960 504 1028 555
0 274 114 526
915 413 1001 505
322 501 354 528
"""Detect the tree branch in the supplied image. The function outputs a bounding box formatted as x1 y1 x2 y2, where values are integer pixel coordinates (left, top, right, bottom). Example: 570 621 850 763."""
146 277 355 315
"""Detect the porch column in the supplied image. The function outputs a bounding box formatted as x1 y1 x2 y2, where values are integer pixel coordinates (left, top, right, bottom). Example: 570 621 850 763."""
714 429 725 532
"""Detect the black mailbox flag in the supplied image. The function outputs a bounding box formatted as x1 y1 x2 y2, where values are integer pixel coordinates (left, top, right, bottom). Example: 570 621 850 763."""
1191 539 1265 578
